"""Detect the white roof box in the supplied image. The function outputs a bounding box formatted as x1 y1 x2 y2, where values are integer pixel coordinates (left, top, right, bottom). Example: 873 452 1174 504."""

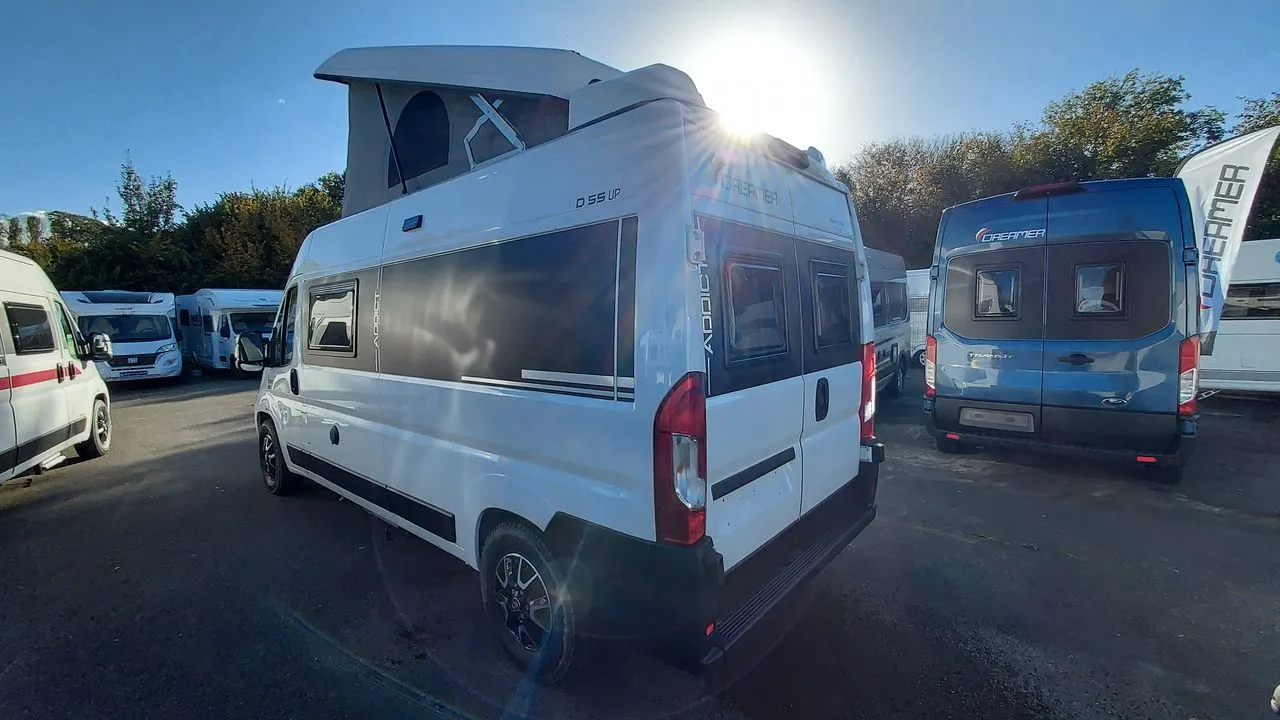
569 64 705 130
315 45 622 97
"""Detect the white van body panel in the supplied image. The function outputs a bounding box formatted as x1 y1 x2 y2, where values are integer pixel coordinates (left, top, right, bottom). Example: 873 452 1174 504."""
177 289 283 370
61 291 182 381
1201 238 1280 393
1 251 110 485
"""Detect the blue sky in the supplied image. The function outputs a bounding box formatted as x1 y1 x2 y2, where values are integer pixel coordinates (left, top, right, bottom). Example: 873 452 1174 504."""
2 0 1277 217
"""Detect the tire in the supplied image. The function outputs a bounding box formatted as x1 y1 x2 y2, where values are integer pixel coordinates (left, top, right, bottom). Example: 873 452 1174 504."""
479 521 578 684
75 398 112 459
913 349 925 367
935 435 966 454
258 419 300 495
884 361 905 398
1146 464 1185 485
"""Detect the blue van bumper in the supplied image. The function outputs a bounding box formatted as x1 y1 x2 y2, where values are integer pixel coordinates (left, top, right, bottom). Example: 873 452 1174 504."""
923 397 1196 467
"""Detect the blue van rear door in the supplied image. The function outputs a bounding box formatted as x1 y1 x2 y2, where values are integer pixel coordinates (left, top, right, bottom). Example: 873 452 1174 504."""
934 196 1048 429
1040 186 1185 452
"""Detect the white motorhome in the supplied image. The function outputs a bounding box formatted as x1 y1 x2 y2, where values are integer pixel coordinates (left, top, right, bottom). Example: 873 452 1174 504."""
906 267 929 366
240 45 885 683
1201 237 1280 394
866 248 910 396
60 290 182 382
176 289 283 371
1 250 114 485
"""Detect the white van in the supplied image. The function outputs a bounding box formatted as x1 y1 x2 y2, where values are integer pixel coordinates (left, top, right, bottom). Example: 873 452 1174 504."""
1201 237 1280 394
61 291 182 382
1 250 114 485
866 248 910 396
240 46 885 683
175 289 282 371
906 268 929 366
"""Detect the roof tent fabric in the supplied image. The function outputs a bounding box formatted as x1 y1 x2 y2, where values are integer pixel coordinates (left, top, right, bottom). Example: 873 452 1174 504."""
319 46 619 217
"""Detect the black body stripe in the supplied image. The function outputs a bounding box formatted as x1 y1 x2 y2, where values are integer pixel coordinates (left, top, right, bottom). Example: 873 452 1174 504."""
286 446 457 543
711 447 797 500
1 418 87 475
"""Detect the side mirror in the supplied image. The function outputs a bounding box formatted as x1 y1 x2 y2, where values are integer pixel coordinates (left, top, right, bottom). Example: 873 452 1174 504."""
234 332 265 372
89 333 113 362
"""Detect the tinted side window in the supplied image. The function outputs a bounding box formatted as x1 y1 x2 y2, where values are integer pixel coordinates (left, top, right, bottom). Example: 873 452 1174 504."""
1044 241 1170 341
281 287 298 363
53 301 79 351
814 269 853 348
389 91 450 188
888 283 908 322
202 314 213 332
307 282 357 354
4 303 56 354
179 309 190 326
871 282 888 327
380 218 631 401
1223 282 1280 319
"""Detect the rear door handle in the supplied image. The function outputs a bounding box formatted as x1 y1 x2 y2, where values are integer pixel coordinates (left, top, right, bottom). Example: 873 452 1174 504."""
56 364 65 383
815 377 830 422
289 368 300 395
1058 353 1095 365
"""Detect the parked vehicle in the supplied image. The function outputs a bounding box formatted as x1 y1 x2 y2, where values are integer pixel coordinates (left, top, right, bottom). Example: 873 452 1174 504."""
176 289 282 371
1200 237 1280 395
923 179 1201 484
1 250 114 485
906 268 929 366
241 45 885 683
61 291 182 382
867 248 910 396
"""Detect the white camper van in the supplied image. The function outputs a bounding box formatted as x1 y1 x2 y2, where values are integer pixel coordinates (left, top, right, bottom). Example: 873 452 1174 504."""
60 290 182 382
176 289 283 371
1201 238 1280 394
239 46 885 683
866 248 910 396
1 250 114 485
906 268 929 366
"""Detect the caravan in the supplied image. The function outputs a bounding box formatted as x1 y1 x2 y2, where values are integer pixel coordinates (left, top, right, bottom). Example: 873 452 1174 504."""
239 45 884 683
1200 238 1280 395
60 291 182 382
2 251 114 485
867 248 910 396
176 289 283 371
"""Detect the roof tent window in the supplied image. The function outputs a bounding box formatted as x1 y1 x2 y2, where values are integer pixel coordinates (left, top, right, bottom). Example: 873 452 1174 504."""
388 90 450 188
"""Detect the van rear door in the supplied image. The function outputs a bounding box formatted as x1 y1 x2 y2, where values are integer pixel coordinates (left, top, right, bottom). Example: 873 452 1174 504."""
934 195 1048 433
699 215 805 571
1040 186 1186 452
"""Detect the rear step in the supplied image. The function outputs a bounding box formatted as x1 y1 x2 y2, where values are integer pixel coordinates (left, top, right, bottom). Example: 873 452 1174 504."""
699 475 877 672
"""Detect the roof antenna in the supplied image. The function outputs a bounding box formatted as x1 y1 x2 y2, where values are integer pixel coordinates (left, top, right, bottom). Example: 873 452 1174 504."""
376 83 409 196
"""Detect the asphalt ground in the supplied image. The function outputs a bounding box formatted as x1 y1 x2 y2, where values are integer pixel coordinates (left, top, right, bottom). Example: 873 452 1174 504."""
1 372 1276 719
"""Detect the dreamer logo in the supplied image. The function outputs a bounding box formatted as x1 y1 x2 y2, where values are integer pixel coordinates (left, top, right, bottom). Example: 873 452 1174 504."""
976 227 1046 243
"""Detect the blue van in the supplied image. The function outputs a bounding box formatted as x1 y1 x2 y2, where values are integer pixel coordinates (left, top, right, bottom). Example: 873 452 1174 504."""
922 179 1201 483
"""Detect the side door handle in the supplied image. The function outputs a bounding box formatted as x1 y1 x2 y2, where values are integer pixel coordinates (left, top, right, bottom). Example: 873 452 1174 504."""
289 368 300 395
815 377 830 422
56 364 65 383
1058 353 1095 366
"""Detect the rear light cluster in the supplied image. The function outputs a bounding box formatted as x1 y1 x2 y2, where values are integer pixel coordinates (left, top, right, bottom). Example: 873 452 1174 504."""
860 342 876 440
1178 335 1200 418
924 335 937 398
654 372 707 545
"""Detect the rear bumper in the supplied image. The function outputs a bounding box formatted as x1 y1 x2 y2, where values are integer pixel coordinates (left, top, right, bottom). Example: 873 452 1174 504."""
545 440 884 679
924 397 1196 467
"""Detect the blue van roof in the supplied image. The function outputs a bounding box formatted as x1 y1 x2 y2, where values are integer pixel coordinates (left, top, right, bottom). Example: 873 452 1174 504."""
942 177 1187 213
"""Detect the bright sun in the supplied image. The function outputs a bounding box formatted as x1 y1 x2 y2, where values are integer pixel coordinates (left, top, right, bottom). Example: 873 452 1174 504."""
683 24 830 145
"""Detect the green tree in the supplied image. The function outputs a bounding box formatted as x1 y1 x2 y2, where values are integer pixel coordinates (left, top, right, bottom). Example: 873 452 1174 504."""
1232 92 1280 240
5 216 20 248
24 214 44 245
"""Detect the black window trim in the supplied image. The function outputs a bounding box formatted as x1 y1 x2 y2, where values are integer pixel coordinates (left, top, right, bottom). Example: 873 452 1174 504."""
811 260 854 351
1072 261 1128 319
3 301 57 355
1222 280 1280 321
306 280 358 357
723 254 790 366
973 264 1022 321
179 309 191 326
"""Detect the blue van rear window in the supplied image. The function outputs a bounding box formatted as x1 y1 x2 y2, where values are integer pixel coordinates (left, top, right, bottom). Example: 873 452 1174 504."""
1075 263 1125 315
975 268 1019 317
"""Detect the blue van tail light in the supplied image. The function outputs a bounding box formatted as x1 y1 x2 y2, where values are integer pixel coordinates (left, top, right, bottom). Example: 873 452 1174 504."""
861 342 876 440
924 335 937 398
654 372 707 545
1012 181 1085 200
1178 336 1200 417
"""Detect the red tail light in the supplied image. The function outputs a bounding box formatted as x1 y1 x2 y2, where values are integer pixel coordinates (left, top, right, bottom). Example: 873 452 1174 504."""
924 335 937 399
860 342 876 440
1178 336 1200 418
654 372 707 545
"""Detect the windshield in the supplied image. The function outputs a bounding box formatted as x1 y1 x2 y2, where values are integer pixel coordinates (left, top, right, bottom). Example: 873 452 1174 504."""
230 312 276 335
76 314 173 343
